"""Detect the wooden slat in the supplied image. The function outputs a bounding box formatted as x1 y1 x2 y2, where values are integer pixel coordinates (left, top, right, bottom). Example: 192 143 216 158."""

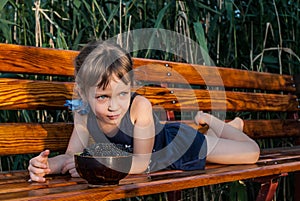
0 170 30 185
1 79 297 111
133 58 296 92
137 86 298 112
0 147 299 200
0 78 74 110
0 123 73 155
180 119 300 139
0 78 297 111
243 119 300 138
0 44 295 92
1 120 299 156
0 43 77 76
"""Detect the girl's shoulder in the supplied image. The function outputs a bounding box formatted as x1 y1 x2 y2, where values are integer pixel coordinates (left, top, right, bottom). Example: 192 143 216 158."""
131 94 152 109
130 94 153 121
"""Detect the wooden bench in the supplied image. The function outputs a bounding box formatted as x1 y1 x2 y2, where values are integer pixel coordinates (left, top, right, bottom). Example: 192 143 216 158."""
0 43 299 201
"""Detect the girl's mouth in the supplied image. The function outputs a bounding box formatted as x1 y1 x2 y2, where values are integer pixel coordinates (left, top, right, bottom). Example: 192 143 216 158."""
107 114 120 120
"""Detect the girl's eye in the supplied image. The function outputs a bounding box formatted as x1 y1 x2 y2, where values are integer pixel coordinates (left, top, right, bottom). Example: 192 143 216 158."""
120 92 129 97
96 95 108 100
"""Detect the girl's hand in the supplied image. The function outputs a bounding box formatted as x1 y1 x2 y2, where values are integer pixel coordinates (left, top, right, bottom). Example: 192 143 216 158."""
28 150 51 182
62 156 79 177
194 111 211 125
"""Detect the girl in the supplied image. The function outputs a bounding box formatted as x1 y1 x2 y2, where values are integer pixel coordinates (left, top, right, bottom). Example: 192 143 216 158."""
28 40 260 182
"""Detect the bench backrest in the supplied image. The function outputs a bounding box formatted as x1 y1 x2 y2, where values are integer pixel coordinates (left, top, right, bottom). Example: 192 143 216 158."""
0 43 299 156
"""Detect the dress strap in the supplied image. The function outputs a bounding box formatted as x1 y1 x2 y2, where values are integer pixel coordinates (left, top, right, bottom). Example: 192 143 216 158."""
128 92 138 111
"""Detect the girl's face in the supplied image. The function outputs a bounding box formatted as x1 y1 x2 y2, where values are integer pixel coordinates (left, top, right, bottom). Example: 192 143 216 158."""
87 75 131 127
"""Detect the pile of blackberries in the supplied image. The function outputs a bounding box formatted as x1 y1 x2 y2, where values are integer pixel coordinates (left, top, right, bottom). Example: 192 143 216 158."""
81 143 133 157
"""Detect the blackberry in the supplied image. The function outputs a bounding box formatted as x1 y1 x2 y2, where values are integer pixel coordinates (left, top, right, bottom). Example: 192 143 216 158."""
81 143 133 157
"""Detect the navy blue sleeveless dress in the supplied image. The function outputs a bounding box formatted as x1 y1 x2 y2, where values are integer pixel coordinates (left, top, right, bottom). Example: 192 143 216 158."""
86 94 207 172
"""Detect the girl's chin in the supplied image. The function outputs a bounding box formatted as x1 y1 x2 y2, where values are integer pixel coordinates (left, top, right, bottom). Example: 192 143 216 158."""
96 115 119 124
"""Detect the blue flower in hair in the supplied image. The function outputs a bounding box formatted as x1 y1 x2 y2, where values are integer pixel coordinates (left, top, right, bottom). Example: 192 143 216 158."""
64 99 90 115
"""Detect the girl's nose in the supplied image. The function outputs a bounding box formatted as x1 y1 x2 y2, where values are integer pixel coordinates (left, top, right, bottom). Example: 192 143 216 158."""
108 98 118 111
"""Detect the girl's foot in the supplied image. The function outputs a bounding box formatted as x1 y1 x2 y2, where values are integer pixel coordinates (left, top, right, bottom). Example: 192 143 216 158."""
228 117 244 131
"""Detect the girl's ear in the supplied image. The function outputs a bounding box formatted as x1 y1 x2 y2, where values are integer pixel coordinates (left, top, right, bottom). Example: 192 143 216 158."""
74 83 86 101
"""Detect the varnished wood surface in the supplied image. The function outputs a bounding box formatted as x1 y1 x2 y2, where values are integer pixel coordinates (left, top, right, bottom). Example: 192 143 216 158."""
0 43 77 77
0 78 298 112
242 119 300 138
0 78 74 110
133 58 296 91
182 119 300 139
0 119 300 156
136 86 298 112
0 119 298 156
0 123 73 155
0 146 300 201
0 43 296 92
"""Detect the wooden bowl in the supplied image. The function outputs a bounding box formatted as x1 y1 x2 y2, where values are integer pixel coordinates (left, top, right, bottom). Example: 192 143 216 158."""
74 154 132 185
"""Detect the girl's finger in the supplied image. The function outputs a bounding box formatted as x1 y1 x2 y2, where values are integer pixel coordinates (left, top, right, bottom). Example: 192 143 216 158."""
30 160 48 169
28 165 51 175
69 168 79 177
61 158 75 174
29 172 46 183
40 150 50 158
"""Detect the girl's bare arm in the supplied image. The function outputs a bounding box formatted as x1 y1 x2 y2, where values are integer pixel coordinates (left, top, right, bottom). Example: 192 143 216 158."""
129 96 155 174
28 113 89 182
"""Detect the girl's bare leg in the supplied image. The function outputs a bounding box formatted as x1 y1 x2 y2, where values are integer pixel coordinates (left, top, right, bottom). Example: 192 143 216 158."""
227 117 244 131
195 112 260 164
206 117 244 137
205 134 260 164
196 112 250 142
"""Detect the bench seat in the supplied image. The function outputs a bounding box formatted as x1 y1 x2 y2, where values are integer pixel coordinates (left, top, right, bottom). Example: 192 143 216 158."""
0 146 300 201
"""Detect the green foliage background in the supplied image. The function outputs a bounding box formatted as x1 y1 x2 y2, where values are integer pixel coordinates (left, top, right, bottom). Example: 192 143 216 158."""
1 0 299 72
0 0 299 200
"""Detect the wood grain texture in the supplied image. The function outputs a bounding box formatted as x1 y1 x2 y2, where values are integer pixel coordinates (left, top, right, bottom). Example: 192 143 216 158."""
0 120 299 156
1 78 296 111
0 146 300 200
133 58 296 91
0 44 295 92
0 44 77 76
243 119 300 138
0 78 74 110
0 123 73 155
182 119 300 138
136 86 298 112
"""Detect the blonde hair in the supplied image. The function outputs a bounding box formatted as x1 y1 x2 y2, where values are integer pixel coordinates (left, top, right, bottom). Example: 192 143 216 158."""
75 40 133 99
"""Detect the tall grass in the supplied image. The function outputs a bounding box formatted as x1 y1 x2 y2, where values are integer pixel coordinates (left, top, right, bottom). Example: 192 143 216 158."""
0 0 299 200
1 0 299 71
